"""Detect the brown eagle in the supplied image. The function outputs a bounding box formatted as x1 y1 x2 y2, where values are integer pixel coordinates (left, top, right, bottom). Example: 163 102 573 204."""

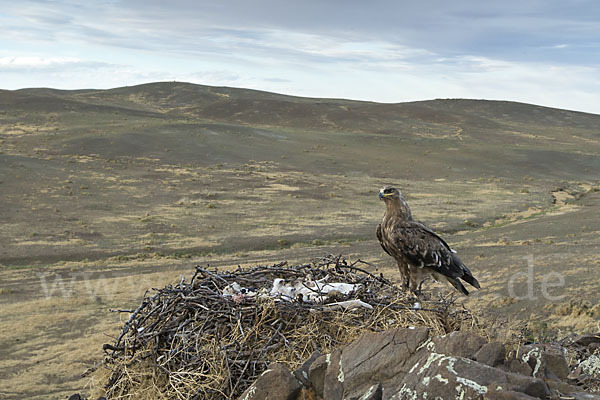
376 186 480 295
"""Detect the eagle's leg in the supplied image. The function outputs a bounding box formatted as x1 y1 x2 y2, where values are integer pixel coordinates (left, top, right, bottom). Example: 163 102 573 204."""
409 266 425 295
397 260 410 290
417 278 427 294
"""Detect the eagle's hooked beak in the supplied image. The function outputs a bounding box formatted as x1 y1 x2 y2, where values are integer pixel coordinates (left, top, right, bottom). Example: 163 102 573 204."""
378 190 385 200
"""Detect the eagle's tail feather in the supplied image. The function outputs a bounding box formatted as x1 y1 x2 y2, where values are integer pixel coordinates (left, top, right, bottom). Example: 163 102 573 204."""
447 277 469 296
462 273 481 289
451 254 481 290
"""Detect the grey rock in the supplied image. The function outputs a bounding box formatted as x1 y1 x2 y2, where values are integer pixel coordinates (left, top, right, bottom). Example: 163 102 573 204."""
546 379 585 396
485 390 539 399
519 344 569 380
293 350 321 387
315 327 552 400
345 383 382 400
574 334 600 347
431 330 487 359
238 363 301 400
323 349 344 400
543 345 570 380
307 354 329 398
572 393 600 400
505 372 551 398
508 359 533 376
396 350 549 400
325 327 430 399
243 327 600 400
475 342 506 367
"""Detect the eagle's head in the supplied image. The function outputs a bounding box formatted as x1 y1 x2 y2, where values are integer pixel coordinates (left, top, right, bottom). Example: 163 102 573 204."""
379 186 402 201
379 186 413 219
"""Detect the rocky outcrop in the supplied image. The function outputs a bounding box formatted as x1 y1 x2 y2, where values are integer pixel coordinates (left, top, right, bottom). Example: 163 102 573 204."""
238 328 600 400
317 328 551 399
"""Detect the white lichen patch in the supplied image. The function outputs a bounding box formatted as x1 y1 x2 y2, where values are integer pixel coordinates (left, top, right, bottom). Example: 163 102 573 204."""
521 347 542 376
455 384 465 400
337 356 345 382
580 354 600 376
411 352 489 399
416 338 436 352
445 357 458 375
409 360 421 374
415 352 461 379
359 384 379 400
392 383 418 400
240 385 256 400
455 376 488 395
419 353 446 375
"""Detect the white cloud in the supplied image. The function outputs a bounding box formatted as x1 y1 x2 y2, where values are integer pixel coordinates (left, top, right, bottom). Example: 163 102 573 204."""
255 30 435 63
1 0 599 114
0 56 81 68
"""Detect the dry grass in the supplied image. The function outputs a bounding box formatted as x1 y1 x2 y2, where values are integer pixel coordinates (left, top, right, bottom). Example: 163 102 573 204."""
0 260 205 400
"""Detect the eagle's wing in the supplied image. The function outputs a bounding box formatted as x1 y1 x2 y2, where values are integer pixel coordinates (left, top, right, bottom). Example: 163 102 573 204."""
391 221 480 294
418 223 455 253
376 223 392 257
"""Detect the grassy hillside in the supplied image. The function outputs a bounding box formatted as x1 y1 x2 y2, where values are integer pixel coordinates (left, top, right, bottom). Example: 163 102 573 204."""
1 82 599 265
0 81 599 398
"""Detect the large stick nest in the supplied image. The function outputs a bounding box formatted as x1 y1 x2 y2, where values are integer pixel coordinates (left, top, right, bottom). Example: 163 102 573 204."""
99 255 477 399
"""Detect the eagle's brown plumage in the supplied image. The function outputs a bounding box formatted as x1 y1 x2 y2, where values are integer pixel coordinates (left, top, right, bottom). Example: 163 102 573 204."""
377 186 481 295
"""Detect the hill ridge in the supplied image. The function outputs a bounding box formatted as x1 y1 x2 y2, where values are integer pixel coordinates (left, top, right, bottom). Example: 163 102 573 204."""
12 80 600 116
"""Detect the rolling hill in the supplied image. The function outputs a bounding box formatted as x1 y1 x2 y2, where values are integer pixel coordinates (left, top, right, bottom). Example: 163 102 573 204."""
1 81 599 399
1 81 599 263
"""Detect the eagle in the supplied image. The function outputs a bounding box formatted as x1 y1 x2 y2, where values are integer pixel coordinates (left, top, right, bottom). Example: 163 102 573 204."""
376 186 480 295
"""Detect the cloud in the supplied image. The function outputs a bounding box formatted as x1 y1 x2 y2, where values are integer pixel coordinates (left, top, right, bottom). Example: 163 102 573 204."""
1 0 599 113
4 0 598 63
0 56 81 68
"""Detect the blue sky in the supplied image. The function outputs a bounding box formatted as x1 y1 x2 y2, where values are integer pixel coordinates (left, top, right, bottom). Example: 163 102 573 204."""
1 0 599 113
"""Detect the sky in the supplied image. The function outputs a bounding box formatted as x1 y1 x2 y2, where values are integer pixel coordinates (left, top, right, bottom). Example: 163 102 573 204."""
1 0 599 114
